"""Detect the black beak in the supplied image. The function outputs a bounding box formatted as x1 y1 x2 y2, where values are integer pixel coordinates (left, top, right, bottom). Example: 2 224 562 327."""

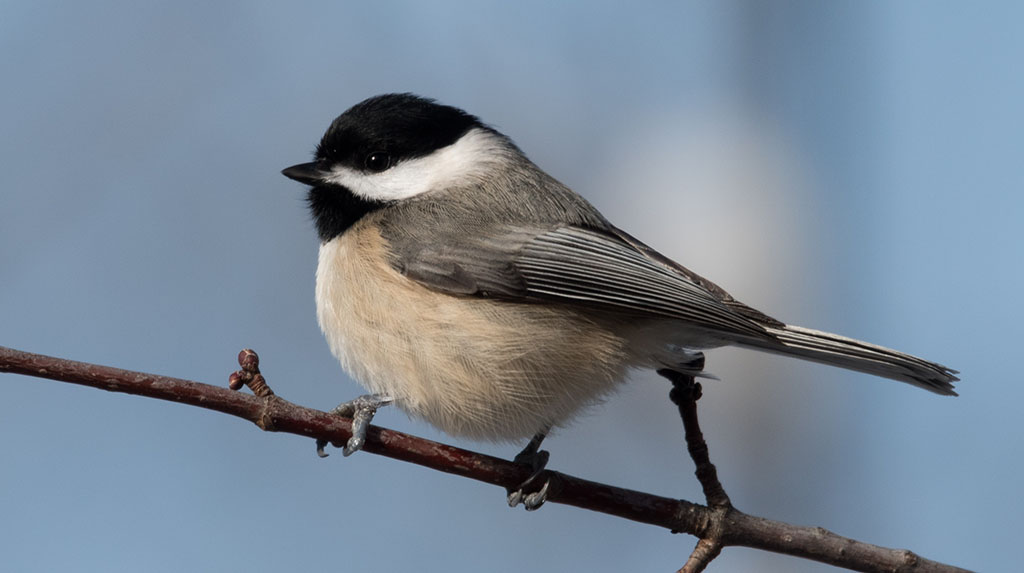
282 162 327 186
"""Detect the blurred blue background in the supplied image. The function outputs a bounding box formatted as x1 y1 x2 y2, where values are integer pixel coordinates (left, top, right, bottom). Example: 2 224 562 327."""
2 2 1019 571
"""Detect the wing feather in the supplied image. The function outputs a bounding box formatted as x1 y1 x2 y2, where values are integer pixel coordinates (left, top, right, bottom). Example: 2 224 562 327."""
388 221 769 340
518 228 767 337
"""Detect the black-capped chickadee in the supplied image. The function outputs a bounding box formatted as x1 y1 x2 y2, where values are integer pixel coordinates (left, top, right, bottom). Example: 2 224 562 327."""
282 94 958 487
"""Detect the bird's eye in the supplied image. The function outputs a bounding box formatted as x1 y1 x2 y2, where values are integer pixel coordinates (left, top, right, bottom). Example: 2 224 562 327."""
364 152 392 172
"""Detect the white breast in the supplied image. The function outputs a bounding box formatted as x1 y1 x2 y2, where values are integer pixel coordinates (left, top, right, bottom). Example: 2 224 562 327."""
315 223 638 441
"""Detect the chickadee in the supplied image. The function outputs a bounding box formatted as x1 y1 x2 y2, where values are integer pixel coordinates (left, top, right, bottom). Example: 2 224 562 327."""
283 93 958 482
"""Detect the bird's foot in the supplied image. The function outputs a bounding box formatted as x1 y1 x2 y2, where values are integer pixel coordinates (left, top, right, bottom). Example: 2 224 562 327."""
506 431 551 511
316 394 394 458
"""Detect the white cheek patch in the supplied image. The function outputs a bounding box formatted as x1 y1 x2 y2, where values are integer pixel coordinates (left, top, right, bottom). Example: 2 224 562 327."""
324 127 503 201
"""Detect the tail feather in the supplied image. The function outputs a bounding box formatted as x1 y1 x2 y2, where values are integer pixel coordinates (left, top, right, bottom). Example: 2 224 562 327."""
740 325 959 396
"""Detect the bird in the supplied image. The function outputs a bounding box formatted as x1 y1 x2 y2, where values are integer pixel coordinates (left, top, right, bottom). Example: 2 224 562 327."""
282 93 958 507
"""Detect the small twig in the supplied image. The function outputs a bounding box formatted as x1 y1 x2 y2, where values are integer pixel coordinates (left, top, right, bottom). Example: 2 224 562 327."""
678 538 725 573
662 370 731 509
0 345 971 573
660 369 731 571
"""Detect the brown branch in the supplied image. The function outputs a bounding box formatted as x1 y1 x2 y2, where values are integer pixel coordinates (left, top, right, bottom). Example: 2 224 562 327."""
661 369 730 572
679 538 725 573
663 370 731 509
0 345 971 573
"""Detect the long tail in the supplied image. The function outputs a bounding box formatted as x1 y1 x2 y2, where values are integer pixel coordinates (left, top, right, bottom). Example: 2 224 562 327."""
738 324 959 395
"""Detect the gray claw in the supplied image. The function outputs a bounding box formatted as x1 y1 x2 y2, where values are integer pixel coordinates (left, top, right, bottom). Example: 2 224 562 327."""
507 489 524 507
507 430 551 509
507 464 551 509
523 479 550 511
317 394 393 458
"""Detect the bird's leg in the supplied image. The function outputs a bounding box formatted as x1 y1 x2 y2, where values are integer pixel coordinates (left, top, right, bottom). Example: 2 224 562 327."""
506 428 551 511
316 394 394 458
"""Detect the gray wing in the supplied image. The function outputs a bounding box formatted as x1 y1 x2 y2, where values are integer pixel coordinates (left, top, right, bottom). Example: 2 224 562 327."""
387 222 772 340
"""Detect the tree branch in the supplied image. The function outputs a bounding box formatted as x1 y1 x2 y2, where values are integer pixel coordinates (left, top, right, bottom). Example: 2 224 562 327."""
661 369 731 572
1 345 970 573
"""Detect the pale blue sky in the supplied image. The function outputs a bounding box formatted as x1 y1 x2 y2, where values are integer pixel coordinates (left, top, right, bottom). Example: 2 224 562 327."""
2 2 1020 571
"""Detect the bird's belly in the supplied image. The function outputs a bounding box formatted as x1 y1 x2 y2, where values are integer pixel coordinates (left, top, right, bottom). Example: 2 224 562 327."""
315 226 635 441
